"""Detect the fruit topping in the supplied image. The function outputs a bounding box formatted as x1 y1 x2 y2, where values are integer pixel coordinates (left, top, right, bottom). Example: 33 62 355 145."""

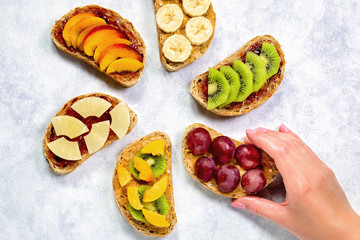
99 44 143 71
51 116 89 139
62 13 97 47
232 60 253 102
93 38 132 63
207 67 230 110
142 208 170 227
195 156 217 182
241 169 266 193
133 156 154 182
216 165 240 193
70 96 111 118
83 120 110 154
162 34 192 62
156 4 184 33
245 51 267 92
182 0 211 17
109 102 130 139
143 174 168 202
185 17 213 45
235 144 261 170
218 66 241 108
69 17 107 48
186 127 211 155
127 186 144 210
77 23 107 50
117 165 133 187
128 205 147 222
260 42 281 79
47 137 82 161
211 136 235 164
141 140 165 156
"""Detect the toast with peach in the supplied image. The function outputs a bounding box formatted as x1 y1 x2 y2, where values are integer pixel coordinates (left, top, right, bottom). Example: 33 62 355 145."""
51 5 146 87
43 93 137 174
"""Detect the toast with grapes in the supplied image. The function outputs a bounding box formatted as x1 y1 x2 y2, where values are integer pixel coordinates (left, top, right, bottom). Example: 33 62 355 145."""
190 35 285 116
182 123 278 198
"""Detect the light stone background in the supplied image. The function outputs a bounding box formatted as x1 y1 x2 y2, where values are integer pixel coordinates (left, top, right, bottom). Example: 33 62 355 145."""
1 0 359 239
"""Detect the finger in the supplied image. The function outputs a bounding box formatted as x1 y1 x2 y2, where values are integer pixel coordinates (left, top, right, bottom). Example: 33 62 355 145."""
243 136 253 145
279 123 300 139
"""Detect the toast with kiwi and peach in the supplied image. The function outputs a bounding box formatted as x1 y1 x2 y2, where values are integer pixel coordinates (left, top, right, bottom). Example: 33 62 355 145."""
43 93 137 174
182 123 278 198
190 35 285 116
152 0 216 71
113 132 176 236
51 5 146 87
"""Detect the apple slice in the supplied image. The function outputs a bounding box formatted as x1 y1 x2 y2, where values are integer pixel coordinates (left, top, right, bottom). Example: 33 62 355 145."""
76 23 107 51
143 174 168 202
94 38 132 63
84 121 110 154
142 208 170 227
109 102 130 139
69 16 106 48
62 13 97 47
106 58 144 74
99 44 143 71
51 116 89 139
71 96 111 118
47 137 81 160
83 25 127 56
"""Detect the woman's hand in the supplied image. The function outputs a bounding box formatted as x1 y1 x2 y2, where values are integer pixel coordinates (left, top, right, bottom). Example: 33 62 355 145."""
231 124 360 240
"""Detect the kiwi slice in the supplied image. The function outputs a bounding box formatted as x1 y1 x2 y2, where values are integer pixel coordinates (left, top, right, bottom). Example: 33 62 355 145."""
128 205 148 223
129 153 166 180
260 42 281 79
207 67 230 110
245 51 267 92
232 60 254 102
143 195 170 216
138 185 150 202
218 66 241 108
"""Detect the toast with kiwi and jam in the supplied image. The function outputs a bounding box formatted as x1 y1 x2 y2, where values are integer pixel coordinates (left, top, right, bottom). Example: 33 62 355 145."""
113 132 176 236
190 35 285 116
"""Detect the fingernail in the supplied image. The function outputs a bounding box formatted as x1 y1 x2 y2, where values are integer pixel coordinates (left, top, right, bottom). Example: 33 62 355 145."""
280 123 289 133
257 127 267 133
231 202 246 209
243 137 250 142
246 129 256 135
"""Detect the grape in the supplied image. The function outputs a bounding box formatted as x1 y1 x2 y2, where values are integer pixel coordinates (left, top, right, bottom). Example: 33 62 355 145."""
211 136 235 164
187 128 212 155
241 169 266 193
215 165 240 193
195 156 217 182
235 144 261 170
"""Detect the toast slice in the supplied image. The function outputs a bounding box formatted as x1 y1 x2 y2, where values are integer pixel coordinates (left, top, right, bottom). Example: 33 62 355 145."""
51 5 146 87
152 0 216 71
182 123 278 198
43 93 137 174
113 132 176 236
190 35 285 116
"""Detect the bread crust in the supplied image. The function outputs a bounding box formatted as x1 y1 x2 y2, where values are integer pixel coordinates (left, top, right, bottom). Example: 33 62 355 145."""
190 35 286 116
112 132 176 236
51 5 146 87
153 0 216 71
43 93 137 175
182 123 278 198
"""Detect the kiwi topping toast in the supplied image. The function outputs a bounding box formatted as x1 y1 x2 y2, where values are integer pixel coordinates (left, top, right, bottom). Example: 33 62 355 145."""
190 35 285 116
113 132 176 236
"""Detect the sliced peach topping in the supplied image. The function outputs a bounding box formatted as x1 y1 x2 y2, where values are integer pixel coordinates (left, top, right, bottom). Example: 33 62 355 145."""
134 156 154 182
76 23 106 51
69 17 106 48
141 140 165 156
106 58 144 74
142 208 170 227
99 44 143 71
94 38 132 63
62 13 97 47
117 165 132 187
142 174 168 202
127 187 143 210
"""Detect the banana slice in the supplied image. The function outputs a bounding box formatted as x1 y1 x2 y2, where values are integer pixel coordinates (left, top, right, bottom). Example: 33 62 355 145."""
183 0 211 17
162 34 192 62
156 4 184 33
185 17 213 45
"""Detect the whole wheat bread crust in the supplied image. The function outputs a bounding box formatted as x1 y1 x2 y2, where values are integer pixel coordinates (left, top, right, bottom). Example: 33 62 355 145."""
153 0 216 71
51 5 146 87
182 123 278 198
190 35 286 116
112 132 176 236
43 93 137 175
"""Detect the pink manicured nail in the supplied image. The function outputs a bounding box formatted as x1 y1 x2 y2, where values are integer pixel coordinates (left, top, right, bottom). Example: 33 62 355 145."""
231 202 246 209
280 123 289 133
246 129 256 134
257 127 267 133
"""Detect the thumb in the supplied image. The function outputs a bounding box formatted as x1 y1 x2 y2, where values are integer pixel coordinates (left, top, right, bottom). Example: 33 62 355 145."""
232 197 287 225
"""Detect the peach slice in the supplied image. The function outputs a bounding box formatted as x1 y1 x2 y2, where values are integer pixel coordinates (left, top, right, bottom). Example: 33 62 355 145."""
127 187 143 210
76 23 106 51
142 174 168 202
141 140 165 156
83 25 126 56
99 44 143 71
106 58 144 74
134 156 154 182
117 165 133 187
62 13 97 47
142 208 170 227
69 17 106 48
94 38 132 63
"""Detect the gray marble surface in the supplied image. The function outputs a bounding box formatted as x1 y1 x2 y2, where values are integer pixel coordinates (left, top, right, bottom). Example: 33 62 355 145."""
1 0 359 239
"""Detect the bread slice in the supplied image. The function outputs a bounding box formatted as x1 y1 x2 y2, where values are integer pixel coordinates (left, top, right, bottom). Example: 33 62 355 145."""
51 5 146 87
190 35 286 116
43 93 137 174
113 132 176 236
153 0 216 71
182 123 278 198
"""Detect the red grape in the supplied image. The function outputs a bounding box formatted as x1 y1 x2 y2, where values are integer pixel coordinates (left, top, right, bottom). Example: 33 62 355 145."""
235 144 261 170
187 128 212 155
241 169 266 193
211 136 235 164
195 156 217 182
216 165 240 193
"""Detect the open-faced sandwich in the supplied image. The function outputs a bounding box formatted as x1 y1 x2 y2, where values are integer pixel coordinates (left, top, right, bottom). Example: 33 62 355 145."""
51 5 146 87
152 0 216 71
182 123 278 198
43 93 137 174
190 35 285 116
113 132 176 236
